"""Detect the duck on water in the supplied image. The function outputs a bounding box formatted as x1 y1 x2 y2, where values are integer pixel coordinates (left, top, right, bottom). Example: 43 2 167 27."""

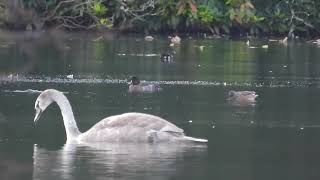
227 90 258 106
33 89 207 143
128 76 162 93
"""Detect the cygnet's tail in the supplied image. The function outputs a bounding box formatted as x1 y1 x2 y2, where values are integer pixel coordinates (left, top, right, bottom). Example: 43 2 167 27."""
184 136 208 143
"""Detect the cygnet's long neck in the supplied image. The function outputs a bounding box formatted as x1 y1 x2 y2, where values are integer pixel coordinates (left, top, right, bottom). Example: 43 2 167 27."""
53 92 81 141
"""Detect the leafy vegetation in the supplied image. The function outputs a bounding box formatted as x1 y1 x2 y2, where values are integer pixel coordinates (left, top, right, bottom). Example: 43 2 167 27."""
0 0 319 36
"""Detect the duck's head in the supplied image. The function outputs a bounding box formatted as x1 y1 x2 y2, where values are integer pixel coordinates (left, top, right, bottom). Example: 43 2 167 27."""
228 91 236 98
34 89 55 124
130 76 140 85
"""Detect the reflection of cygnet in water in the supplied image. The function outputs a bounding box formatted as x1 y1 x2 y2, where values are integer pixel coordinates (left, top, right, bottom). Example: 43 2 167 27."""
227 91 258 106
128 76 162 93
33 89 207 144
33 143 207 180
0 112 7 123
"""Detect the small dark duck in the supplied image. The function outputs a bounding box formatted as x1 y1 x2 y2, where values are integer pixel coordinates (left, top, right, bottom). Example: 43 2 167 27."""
128 76 162 93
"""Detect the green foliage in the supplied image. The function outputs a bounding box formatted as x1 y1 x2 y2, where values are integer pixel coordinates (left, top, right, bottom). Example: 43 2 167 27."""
1 0 319 36
197 5 214 24
225 0 262 25
177 0 197 15
155 0 186 30
265 7 289 33
99 18 113 27
91 2 108 17
254 0 320 35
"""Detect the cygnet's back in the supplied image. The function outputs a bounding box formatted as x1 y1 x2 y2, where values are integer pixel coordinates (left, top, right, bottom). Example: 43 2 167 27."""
79 112 184 143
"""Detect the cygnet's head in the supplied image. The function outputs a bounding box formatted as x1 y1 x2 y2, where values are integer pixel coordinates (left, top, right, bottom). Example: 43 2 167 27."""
34 89 56 123
130 76 140 85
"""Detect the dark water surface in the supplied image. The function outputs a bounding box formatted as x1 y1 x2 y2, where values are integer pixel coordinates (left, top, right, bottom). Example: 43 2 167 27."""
1 32 320 180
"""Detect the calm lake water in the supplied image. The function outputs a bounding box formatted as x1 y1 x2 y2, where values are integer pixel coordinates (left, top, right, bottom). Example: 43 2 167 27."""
1 31 320 180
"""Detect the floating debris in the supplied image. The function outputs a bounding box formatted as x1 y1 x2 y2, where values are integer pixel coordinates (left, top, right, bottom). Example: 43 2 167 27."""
117 53 159 57
193 45 205 51
144 35 154 42
92 36 103 42
279 37 288 45
314 39 320 44
262 45 269 49
67 74 74 79
170 35 181 45
246 40 263 49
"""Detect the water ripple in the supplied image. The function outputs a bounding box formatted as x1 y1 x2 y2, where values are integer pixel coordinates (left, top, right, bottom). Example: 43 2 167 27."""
2 89 43 94
0 74 319 88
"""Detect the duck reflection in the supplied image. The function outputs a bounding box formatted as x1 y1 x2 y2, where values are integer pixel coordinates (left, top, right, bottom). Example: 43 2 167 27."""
33 142 207 180
0 112 7 123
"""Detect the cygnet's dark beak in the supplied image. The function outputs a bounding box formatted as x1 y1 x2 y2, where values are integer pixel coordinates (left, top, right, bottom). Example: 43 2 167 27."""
34 108 42 124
